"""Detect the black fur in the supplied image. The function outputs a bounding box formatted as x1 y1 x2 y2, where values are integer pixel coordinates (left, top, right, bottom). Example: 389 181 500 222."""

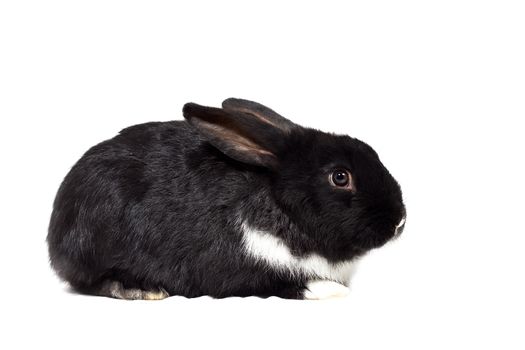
47 98 405 299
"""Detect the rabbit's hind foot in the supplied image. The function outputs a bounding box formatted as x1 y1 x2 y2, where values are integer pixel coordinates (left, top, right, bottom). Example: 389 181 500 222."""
98 280 169 300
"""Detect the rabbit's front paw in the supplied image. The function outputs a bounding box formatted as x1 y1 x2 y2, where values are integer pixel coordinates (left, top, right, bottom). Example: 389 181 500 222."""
303 280 349 300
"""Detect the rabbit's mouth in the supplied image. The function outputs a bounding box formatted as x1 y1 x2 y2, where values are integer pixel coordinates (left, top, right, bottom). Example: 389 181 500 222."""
393 217 406 238
392 216 406 239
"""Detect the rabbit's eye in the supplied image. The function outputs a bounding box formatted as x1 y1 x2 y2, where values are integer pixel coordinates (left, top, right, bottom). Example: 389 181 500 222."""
330 169 353 189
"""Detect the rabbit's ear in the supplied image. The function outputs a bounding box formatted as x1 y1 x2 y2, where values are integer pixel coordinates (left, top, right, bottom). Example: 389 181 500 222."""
222 98 297 133
183 103 284 168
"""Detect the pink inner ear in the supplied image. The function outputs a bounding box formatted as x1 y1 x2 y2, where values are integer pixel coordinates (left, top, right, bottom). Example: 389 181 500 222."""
201 121 275 157
230 107 281 129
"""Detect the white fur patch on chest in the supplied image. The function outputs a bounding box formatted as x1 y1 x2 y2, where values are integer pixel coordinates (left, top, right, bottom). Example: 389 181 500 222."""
240 221 354 284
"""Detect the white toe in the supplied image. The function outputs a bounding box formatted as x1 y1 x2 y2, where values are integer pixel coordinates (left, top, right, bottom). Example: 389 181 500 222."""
304 280 350 300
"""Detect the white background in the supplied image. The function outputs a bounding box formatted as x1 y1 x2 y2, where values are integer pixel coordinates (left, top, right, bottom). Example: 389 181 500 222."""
1 1 524 349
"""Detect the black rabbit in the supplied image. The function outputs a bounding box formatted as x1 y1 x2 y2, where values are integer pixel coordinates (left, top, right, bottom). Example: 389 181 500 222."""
47 98 406 300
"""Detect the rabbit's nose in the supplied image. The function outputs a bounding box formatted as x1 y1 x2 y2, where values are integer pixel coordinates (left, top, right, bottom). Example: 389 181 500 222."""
394 217 406 236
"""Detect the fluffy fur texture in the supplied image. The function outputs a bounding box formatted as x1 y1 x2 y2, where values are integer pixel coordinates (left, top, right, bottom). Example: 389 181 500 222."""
47 98 405 299
240 220 354 284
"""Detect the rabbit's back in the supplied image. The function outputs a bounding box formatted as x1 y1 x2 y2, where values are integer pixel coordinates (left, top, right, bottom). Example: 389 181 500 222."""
47 121 253 296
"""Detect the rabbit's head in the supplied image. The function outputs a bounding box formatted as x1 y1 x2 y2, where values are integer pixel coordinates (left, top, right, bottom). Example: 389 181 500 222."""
183 98 405 260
